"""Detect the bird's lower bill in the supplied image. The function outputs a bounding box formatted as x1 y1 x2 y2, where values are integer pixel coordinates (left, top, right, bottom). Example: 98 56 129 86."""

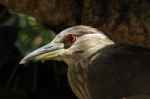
32 49 64 61
19 42 65 64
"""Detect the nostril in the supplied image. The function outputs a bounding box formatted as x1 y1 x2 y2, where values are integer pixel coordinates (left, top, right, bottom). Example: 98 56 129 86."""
44 45 53 49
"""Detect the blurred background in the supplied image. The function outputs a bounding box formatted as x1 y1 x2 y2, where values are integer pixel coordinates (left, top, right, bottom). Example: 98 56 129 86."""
0 4 77 99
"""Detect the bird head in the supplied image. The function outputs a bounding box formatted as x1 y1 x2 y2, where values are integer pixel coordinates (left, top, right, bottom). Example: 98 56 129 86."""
20 25 114 66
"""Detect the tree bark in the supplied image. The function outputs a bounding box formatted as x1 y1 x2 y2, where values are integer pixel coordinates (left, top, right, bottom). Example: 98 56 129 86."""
0 0 150 48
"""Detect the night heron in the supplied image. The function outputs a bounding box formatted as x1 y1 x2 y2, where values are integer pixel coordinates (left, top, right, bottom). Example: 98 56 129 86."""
20 25 150 99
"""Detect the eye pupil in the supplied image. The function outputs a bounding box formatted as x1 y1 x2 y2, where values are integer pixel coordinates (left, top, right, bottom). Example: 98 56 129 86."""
66 34 76 43
69 36 74 41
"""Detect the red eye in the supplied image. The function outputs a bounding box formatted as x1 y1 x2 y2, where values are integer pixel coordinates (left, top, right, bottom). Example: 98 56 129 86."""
66 34 77 43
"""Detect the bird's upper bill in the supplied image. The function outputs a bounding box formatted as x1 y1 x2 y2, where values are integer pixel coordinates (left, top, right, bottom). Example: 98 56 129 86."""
20 25 113 65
